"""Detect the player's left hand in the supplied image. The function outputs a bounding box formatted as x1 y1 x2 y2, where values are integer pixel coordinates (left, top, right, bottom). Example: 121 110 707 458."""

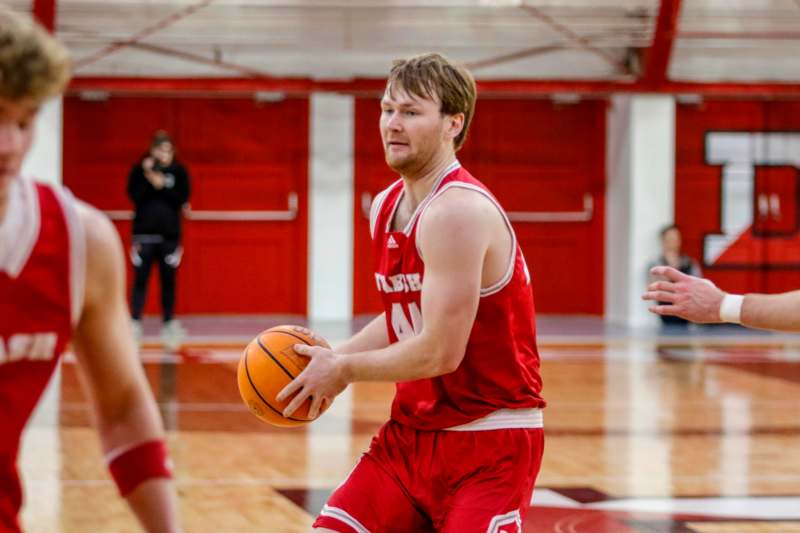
290 325 331 349
276 344 346 419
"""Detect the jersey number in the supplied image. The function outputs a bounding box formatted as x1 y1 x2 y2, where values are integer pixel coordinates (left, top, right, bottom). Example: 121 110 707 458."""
390 302 422 340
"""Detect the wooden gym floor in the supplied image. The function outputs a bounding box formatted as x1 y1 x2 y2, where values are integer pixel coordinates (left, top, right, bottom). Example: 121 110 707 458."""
17 316 800 532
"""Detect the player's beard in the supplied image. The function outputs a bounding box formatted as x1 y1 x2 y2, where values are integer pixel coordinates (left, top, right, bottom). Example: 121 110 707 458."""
384 137 442 178
384 144 414 174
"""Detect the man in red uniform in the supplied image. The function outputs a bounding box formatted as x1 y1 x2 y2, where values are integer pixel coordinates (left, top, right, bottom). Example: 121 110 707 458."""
279 53 546 532
0 7 180 532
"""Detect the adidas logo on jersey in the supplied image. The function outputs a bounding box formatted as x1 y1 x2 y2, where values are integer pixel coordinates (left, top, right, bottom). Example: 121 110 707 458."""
0 332 58 365
387 235 399 249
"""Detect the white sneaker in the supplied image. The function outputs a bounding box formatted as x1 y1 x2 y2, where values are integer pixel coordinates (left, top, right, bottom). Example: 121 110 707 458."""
131 319 143 348
161 319 186 351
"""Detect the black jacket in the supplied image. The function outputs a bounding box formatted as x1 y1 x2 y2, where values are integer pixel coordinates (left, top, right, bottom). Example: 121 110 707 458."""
127 159 191 239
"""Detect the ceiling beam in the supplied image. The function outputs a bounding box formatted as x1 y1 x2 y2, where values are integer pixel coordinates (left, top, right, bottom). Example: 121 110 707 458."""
640 0 683 86
680 30 800 40
466 32 622 72
476 79 800 97
68 76 800 98
127 42 276 78
73 0 216 71
32 0 56 33
521 5 630 76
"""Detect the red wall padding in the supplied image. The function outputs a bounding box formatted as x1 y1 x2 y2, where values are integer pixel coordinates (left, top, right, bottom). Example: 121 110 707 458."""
353 98 606 315
676 100 800 295
63 96 309 315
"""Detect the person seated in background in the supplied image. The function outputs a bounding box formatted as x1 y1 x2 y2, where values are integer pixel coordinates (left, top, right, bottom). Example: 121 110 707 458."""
127 131 191 350
648 224 702 331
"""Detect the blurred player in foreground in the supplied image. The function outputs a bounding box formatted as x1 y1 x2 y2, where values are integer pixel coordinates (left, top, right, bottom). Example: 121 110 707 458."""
0 7 180 532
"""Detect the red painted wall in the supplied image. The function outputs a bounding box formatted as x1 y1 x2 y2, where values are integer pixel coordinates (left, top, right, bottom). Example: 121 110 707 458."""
63 96 309 314
676 100 800 295
353 98 607 315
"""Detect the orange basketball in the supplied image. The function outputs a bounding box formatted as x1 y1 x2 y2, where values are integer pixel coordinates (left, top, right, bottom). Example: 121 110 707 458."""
237 325 329 427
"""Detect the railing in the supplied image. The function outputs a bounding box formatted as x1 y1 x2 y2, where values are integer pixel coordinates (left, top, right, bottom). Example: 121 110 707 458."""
104 192 299 222
507 193 593 222
360 191 593 223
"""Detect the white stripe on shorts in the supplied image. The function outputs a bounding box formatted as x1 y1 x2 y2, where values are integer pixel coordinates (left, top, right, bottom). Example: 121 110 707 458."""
319 504 371 533
487 509 522 533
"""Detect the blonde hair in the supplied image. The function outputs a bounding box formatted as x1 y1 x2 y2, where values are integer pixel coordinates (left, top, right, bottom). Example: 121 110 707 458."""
0 6 71 102
387 53 477 151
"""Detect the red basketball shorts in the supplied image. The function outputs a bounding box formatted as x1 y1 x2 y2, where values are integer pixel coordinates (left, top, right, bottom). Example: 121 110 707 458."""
314 419 545 533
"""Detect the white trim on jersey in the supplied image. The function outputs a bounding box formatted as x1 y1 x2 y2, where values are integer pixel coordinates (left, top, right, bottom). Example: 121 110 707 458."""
51 186 87 327
416 181 519 298
369 183 396 240
319 504 372 533
0 178 41 278
385 160 461 236
444 408 543 431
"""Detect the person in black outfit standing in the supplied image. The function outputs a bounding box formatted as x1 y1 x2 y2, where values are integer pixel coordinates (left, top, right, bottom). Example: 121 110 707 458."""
128 131 190 350
648 224 702 331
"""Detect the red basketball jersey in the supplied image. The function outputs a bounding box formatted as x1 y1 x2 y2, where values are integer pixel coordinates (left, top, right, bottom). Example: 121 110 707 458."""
369 161 545 430
0 178 85 532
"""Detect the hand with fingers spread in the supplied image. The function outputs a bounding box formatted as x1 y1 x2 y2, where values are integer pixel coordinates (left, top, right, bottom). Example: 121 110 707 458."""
276 343 347 419
642 266 726 323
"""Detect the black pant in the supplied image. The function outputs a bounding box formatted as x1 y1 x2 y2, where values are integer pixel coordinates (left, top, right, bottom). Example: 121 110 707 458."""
131 237 181 321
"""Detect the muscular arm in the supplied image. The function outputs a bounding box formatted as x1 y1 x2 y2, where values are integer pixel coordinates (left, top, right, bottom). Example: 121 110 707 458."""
338 190 488 381
644 265 800 332
71 204 180 532
278 188 497 418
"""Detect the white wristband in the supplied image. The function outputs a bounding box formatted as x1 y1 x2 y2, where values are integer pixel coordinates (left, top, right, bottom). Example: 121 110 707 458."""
719 294 744 324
